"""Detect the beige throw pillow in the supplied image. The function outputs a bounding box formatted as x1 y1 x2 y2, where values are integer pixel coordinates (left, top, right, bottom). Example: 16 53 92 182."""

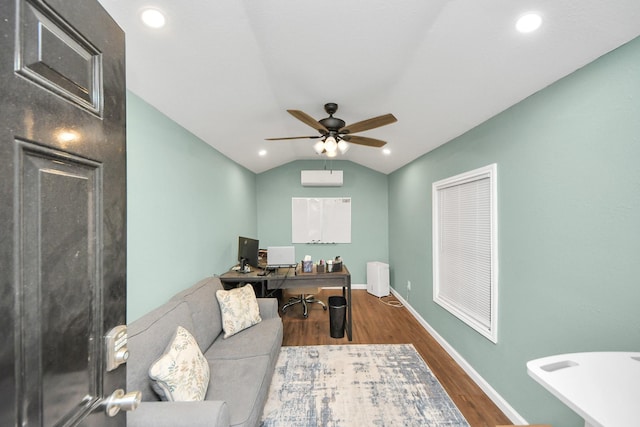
215 284 262 338
148 326 210 401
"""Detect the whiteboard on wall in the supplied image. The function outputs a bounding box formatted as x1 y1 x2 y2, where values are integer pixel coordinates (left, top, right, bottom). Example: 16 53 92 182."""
292 197 351 243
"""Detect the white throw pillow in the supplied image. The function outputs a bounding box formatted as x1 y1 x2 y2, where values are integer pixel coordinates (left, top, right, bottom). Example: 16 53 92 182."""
216 284 262 338
148 326 210 401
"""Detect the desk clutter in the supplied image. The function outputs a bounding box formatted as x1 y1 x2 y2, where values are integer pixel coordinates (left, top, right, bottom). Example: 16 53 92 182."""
302 255 343 274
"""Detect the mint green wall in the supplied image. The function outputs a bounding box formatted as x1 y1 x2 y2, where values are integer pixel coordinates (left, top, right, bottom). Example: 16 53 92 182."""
126 35 640 425
389 36 640 426
257 160 388 284
126 92 257 321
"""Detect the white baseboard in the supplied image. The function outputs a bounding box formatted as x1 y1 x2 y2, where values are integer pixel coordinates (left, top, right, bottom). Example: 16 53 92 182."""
389 288 527 424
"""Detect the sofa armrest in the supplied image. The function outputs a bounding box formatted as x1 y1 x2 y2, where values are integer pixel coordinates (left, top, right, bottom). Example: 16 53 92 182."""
257 298 279 319
127 400 229 427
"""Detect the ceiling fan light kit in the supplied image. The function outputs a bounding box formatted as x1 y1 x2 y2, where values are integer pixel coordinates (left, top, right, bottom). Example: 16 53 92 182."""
313 134 351 156
267 103 397 157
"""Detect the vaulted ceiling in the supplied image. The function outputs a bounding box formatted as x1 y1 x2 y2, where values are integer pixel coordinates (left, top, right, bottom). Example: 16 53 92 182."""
97 0 640 174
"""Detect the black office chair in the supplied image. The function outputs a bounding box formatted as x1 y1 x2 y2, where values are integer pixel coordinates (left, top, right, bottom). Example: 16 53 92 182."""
282 287 327 318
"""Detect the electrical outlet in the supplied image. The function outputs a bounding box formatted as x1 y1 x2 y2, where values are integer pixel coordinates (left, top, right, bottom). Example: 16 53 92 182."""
407 280 411 291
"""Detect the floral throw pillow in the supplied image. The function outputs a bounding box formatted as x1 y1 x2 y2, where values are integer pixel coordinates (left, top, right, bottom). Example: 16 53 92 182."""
148 326 210 401
215 284 262 338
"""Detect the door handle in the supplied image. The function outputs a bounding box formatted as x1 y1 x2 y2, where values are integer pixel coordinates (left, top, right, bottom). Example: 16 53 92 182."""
104 389 141 417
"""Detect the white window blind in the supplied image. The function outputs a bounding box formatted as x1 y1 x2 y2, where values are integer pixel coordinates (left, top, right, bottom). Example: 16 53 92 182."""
432 164 498 343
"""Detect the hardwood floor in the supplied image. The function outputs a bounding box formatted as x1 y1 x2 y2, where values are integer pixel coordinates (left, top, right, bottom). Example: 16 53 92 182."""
278 288 512 427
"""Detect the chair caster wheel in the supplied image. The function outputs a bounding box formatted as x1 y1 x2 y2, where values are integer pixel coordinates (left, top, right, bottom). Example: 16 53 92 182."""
323 306 327 310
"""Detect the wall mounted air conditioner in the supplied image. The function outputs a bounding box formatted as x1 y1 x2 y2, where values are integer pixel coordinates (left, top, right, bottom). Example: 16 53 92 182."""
301 170 343 187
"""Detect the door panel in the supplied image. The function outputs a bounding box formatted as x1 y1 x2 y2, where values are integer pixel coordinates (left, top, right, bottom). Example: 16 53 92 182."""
0 0 128 425
18 141 103 425
16 0 103 115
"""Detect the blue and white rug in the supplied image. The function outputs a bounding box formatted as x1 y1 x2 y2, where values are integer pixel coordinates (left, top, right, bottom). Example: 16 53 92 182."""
260 344 470 427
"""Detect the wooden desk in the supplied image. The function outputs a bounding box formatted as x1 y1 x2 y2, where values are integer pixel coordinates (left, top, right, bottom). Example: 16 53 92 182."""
219 264 352 341
217 268 271 297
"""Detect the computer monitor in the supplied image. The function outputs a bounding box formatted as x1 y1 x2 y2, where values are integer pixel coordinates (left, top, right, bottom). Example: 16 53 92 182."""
237 236 259 268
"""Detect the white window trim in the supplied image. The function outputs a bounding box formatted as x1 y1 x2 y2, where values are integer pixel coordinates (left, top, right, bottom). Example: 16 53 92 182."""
432 164 498 343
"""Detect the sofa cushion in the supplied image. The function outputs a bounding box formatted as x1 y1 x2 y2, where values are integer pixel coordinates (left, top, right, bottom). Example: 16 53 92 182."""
215 284 262 338
205 317 282 362
205 355 272 427
127 400 230 427
170 277 223 350
149 326 210 402
128 301 195 401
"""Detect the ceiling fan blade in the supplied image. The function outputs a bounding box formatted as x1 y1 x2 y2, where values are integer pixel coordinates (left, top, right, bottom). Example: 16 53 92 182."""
287 110 328 133
340 113 397 134
342 135 387 148
265 135 322 141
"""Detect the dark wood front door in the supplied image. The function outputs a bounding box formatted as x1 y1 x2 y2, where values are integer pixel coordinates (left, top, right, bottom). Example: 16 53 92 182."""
0 0 131 425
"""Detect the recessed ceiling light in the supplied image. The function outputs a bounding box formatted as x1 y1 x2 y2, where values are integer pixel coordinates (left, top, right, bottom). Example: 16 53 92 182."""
516 13 542 33
258 149 267 157
382 148 391 155
141 8 166 29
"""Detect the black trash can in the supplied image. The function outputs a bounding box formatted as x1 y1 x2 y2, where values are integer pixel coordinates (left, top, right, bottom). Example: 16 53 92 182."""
328 296 347 338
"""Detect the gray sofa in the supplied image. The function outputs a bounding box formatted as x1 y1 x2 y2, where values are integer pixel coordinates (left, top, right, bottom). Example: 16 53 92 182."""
126 277 283 427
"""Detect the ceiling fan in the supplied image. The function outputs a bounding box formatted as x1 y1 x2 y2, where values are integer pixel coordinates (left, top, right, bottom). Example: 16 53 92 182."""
266 103 397 157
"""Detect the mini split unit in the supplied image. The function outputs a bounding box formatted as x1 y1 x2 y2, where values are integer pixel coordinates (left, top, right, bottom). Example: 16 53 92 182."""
300 170 343 187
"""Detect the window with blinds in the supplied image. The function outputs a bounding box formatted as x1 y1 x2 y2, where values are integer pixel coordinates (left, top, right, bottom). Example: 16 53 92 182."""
432 164 498 343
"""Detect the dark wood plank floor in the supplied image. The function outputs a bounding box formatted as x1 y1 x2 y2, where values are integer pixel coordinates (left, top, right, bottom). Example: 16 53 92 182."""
278 288 512 427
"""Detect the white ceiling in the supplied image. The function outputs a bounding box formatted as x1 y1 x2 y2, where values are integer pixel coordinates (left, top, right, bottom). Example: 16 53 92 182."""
97 0 640 174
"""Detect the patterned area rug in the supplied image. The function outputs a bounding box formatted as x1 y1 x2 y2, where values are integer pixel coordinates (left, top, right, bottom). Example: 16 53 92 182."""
260 344 470 427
